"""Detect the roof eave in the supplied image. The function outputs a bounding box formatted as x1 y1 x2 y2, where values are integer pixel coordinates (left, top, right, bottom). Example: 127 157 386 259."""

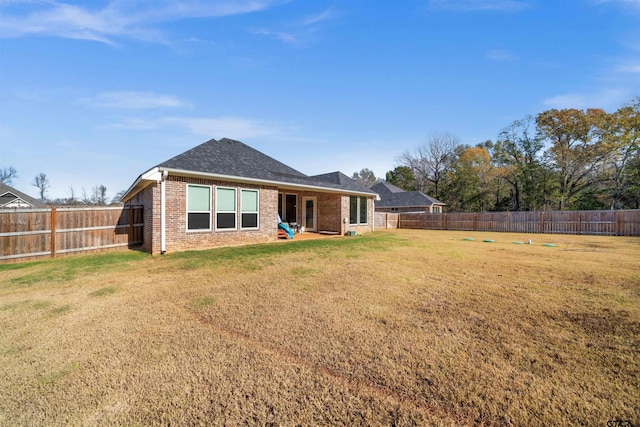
122 165 379 201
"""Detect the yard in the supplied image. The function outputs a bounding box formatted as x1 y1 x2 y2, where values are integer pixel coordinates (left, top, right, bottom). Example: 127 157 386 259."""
1 229 638 426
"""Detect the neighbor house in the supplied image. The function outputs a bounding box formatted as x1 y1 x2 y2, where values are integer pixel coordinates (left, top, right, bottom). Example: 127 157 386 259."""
0 183 46 209
371 181 445 213
121 138 378 254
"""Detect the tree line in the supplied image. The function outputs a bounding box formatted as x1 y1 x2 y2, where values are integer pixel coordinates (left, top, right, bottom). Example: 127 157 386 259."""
0 168 123 206
354 98 639 211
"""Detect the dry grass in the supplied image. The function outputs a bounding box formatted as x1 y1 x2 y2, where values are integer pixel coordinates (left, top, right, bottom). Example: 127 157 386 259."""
1 230 638 426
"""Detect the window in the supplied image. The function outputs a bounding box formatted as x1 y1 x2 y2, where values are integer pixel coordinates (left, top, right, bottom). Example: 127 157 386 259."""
187 185 211 231
349 196 368 225
241 189 259 229
433 206 441 213
216 187 236 230
285 194 297 223
359 196 368 224
349 196 358 224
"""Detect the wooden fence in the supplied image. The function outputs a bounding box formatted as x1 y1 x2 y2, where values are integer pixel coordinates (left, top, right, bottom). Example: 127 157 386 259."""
0 206 144 262
375 210 640 236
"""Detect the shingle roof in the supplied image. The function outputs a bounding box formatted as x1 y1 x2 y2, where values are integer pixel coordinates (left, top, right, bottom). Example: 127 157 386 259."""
371 181 444 208
0 183 46 208
153 138 376 195
311 172 375 194
370 181 405 196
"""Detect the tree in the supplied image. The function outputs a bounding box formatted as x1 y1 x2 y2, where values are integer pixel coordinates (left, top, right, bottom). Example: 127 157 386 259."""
443 146 495 212
494 116 549 210
111 190 127 205
537 108 608 210
398 132 458 198
594 98 640 209
92 185 108 205
32 172 50 201
351 168 377 187
385 166 416 191
0 166 18 185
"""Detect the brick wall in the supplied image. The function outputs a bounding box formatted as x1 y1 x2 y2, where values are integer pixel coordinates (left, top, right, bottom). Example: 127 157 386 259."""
128 176 375 254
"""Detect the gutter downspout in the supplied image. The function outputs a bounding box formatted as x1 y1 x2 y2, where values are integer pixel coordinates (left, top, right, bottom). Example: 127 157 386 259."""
160 170 168 254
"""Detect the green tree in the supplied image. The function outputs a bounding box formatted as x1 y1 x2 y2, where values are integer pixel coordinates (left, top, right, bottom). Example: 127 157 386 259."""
385 166 416 191
537 108 606 210
595 98 640 209
443 146 494 212
495 116 550 210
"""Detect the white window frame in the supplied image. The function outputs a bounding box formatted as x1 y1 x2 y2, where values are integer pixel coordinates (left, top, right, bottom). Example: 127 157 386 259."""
240 188 260 230
349 195 368 225
215 186 237 231
186 184 212 232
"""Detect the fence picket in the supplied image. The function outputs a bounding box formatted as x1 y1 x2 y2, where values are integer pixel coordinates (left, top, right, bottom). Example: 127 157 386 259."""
374 210 640 236
0 206 143 262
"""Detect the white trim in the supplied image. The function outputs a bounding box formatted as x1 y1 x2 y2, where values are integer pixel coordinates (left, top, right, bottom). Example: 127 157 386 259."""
349 195 368 225
161 177 166 253
158 168 377 197
302 196 317 232
215 186 237 231
240 188 260 230
186 184 212 232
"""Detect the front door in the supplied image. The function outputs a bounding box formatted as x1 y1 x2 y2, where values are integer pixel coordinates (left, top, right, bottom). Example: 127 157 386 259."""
302 197 317 231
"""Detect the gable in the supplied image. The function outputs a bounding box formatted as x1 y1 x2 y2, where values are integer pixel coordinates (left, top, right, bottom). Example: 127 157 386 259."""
0 183 45 208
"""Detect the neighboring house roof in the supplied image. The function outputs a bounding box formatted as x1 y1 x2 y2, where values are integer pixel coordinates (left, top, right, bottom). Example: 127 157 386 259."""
123 138 377 201
0 183 46 208
371 181 445 208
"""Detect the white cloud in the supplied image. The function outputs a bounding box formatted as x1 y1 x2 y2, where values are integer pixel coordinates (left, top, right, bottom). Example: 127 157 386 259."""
427 0 531 12
252 28 299 44
108 116 281 139
542 88 628 110
300 9 335 26
0 0 283 44
617 62 640 73
84 91 186 109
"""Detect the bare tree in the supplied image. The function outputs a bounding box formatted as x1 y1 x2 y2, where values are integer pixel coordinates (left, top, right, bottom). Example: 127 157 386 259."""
351 168 377 187
67 186 77 205
32 172 50 201
0 166 18 185
398 132 458 197
92 185 108 205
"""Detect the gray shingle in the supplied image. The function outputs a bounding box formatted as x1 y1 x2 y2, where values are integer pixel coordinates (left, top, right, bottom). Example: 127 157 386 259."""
371 181 444 208
156 138 376 195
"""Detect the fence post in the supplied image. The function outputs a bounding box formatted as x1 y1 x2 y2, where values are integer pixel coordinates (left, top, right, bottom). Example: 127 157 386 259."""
444 212 447 230
50 207 57 258
579 211 583 235
473 212 477 231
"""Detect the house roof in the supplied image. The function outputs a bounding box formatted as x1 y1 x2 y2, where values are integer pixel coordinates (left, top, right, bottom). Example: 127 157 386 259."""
371 181 445 208
370 181 406 196
123 138 377 201
0 183 46 208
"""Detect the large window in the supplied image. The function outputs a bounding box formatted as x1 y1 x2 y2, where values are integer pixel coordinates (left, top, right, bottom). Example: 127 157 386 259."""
216 187 237 230
187 185 211 231
241 189 259 229
349 195 368 225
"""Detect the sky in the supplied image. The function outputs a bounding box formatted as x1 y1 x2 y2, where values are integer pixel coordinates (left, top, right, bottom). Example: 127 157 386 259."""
1 0 639 201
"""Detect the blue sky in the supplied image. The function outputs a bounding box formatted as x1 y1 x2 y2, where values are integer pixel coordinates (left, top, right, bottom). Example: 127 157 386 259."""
1 0 639 200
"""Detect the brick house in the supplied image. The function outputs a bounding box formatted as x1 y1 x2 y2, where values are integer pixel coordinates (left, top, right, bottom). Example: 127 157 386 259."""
371 181 445 214
121 138 378 254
